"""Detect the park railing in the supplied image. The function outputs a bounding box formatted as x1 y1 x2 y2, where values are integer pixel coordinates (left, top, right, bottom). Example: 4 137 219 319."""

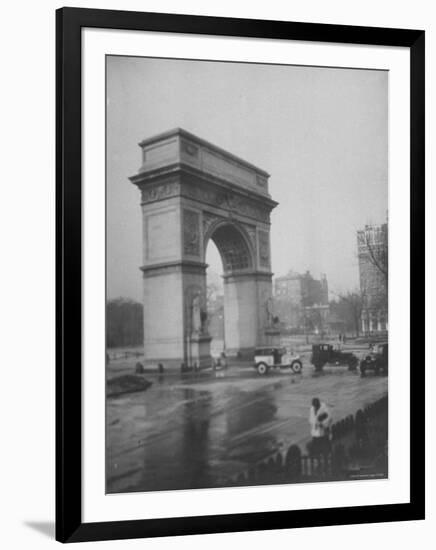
226 394 388 486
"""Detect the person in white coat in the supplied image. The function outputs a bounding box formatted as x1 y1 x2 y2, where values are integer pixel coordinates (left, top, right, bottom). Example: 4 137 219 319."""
308 397 332 455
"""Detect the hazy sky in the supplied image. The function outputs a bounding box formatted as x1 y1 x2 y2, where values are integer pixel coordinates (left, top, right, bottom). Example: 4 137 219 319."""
107 56 387 301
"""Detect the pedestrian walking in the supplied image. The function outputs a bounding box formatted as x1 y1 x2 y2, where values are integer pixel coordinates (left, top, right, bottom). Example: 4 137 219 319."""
308 397 332 455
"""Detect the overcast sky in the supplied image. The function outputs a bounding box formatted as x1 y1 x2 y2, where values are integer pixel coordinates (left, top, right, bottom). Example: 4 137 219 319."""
107 56 387 301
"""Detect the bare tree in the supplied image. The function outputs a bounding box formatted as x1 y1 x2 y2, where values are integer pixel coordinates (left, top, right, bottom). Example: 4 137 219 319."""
206 281 220 308
106 298 143 348
333 290 366 337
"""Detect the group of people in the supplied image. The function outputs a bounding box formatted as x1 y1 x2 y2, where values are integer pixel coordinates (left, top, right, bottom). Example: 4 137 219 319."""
308 397 332 455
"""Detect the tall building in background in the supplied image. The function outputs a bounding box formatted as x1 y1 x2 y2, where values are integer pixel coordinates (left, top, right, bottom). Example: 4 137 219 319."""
274 271 329 332
357 223 388 334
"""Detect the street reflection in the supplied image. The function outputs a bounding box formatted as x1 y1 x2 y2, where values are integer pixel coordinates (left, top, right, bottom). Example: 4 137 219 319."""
106 366 388 494
226 391 277 436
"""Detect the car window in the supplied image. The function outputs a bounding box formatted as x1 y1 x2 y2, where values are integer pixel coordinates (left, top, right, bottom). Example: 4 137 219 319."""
256 349 271 356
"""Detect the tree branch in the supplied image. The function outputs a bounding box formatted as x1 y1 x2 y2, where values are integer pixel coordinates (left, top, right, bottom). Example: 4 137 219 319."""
364 232 388 283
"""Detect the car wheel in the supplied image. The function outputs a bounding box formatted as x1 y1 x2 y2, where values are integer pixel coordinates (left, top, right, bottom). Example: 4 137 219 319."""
360 363 366 376
257 362 268 375
291 360 302 373
314 363 324 372
348 360 357 371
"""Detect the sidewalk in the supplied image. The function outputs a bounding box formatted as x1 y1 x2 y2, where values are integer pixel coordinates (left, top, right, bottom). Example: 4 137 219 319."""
224 394 388 486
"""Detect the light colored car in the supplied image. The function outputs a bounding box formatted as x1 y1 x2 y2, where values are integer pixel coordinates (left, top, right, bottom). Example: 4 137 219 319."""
254 347 303 375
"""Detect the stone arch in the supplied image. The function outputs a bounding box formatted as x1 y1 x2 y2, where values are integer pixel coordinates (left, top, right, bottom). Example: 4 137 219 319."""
130 128 278 369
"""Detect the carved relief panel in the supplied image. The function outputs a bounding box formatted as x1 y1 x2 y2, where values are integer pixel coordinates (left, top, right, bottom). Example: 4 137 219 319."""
243 224 257 259
183 182 270 224
140 181 180 204
202 211 222 239
258 230 271 269
183 209 201 256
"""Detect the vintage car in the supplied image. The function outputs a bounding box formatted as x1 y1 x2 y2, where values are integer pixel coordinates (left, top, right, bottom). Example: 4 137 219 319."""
310 343 359 371
360 342 388 376
254 347 303 375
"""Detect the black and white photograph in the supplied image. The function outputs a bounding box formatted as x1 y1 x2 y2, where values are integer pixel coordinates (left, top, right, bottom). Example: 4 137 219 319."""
106 55 389 494
0 0 430 547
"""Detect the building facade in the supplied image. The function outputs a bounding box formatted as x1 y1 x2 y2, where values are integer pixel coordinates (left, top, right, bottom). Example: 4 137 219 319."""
357 223 388 334
274 270 329 332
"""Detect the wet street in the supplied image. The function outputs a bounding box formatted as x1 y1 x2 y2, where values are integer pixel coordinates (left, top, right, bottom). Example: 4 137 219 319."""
106 360 388 493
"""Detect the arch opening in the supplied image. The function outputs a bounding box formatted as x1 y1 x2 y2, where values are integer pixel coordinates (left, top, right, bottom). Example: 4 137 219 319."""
205 240 224 356
207 223 253 274
205 222 256 359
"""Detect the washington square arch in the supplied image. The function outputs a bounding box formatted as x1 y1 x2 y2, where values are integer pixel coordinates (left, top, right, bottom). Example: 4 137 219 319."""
129 128 279 370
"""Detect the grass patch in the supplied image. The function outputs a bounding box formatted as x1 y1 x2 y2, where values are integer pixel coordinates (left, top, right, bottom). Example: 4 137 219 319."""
107 374 152 397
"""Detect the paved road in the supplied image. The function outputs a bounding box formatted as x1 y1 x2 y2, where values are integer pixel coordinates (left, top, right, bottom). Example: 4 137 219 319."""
106 361 387 493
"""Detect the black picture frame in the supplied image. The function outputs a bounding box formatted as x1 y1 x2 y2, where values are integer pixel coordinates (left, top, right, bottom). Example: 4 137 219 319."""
56 7 425 543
